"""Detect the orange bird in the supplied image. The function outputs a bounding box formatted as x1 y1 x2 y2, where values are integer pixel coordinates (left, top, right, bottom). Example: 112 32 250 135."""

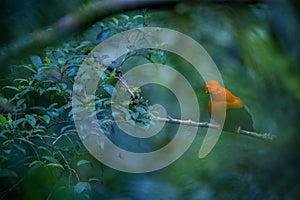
205 80 255 132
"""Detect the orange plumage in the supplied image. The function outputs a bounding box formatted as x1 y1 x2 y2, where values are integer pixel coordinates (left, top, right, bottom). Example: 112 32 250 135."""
206 80 254 132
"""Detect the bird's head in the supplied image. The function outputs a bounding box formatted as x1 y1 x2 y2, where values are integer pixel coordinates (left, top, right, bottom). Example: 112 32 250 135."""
205 80 226 99
206 80 244 108
206 80 220 93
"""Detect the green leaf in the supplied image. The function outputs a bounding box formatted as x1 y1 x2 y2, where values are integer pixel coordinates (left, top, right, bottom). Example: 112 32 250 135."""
25 114 36 127
12 118 26 127
46 163 64 170
133 15 143 20
112 17 119 25
96 29 111 43
45 56 51 64
60 125 73 134
3 149 11 154
131 112 139 120
76 41 92 50
13 144 26 155
30 106 47 112
0 97 8 104
30 56 42 68
0 115 6 126
59 83 67 90
0 169 18 178
74 182 91 194
16 99 25 107
110 71 116 78
46 86 59 92
37 146 51 154
29 160 43 168
38 65 60 73
21 119 26 129
2 139 14 145
57 57 66 66
48 103 58 110
41 115 51 124
136 107 147 115
0 133 8 140
42 156 59 163
120 14 130 20
103 84 115 96
88 178 100 182
14 78 29 83
3 86 20 92
20 64 37 73
137 118 150 124
18 138 34 145
77 160 91 167
65 65 79 77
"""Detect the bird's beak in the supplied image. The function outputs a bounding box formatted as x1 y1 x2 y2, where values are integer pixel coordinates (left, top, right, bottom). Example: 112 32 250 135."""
205 87 209 94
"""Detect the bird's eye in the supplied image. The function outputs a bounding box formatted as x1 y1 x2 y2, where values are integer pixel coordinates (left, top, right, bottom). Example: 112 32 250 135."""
217 89 222 93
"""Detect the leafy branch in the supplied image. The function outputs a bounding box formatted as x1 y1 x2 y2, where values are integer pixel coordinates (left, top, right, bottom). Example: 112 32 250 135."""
0 0 262 68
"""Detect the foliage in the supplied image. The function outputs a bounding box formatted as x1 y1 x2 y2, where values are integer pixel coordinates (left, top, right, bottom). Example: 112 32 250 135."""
0 13 163 199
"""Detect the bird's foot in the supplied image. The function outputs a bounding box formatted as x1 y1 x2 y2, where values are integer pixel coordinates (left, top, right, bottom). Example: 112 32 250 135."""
235 126 241 134
217 124 222 131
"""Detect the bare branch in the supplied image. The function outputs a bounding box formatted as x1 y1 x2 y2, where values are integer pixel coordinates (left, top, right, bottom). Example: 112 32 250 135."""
117 77 136 99
152 115 275 141
153 115 219 129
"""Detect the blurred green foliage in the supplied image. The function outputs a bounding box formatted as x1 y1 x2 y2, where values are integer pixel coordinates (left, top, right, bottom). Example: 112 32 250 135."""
1 1 300 200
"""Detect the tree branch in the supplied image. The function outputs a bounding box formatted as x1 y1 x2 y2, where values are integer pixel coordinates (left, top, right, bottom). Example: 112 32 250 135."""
117 77 136 99
0 0 262 68
0 0 180 67
152 115 275 141
111 63 275 142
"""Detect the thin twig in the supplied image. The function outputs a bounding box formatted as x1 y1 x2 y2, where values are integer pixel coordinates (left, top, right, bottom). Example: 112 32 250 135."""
116 77 136 98
46 120 70 129
52 132 75 145
152 115 275 141
57 151 80 187
153 115 219 129
0 177 24 200
239 129 275 141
